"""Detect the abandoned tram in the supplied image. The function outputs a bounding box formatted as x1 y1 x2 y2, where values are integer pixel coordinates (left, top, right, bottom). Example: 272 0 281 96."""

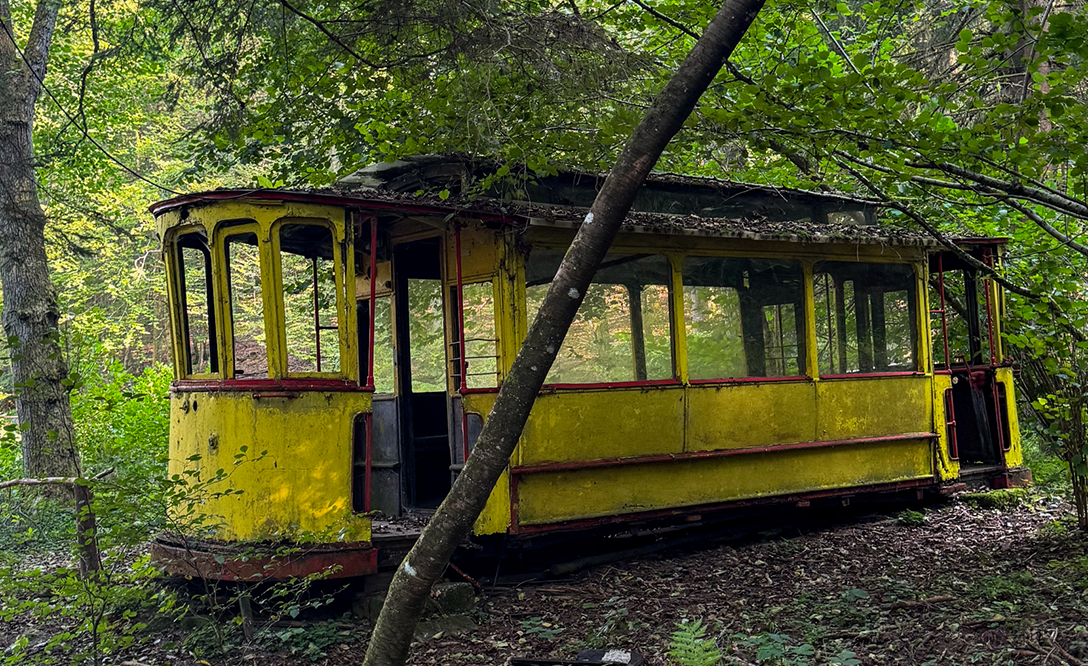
149 160 1028 580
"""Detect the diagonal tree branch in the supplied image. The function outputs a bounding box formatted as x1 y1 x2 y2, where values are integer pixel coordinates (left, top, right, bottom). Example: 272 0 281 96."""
836 159 1034 297
1004 199 1088 259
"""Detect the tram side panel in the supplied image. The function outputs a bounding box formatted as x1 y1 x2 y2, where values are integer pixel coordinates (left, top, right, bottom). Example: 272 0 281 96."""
995 366 1026 478
169 390 373 543
509 378 935 529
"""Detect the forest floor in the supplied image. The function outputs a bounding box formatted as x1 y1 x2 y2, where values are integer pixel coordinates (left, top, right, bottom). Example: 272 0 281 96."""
5 491 1088 666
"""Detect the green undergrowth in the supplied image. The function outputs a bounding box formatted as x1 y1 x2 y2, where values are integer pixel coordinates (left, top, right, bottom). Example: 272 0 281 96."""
1022 431 1071 496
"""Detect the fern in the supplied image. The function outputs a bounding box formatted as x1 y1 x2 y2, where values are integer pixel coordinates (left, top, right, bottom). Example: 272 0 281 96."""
667 620 722 666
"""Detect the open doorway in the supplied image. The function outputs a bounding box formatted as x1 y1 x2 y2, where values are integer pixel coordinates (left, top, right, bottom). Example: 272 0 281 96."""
394 238 453 509
930 250 1011 469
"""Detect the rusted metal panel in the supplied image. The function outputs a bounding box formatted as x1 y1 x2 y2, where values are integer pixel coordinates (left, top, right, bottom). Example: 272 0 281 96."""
150 538 378 581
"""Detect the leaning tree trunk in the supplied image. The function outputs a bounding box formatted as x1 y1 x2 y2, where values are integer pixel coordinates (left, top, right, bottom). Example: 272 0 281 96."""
361 0 766 663
0 0 80 480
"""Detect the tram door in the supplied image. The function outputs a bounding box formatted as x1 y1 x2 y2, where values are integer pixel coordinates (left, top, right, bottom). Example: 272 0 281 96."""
393 238 453 510
931 251 1012 468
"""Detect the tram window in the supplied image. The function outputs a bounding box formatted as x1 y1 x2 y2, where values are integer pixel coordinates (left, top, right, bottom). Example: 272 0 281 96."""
176 232 218 376
225 233 268 377
453 281 499 389
814 262 917 375
408 278 447 392
929 268 990 368
359 295 395 392
682 256 805 379
525 250 673 384
280 224 340 374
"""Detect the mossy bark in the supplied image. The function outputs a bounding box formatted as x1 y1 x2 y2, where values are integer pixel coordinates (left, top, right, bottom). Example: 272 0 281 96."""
0 0 80 480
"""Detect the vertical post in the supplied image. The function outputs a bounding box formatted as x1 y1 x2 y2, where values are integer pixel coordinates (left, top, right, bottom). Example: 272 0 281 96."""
312 256 322 372
834 278 848 372
982 249 998 369
627 283 647 381
963 269 983 365
981 249 1008 452
822 273 834 374
455 224 468 394
455 225 470 464
669 256 688 383
367 218 377 389
856 288 873 372
870 291 886 370
738 289 766 377
365 412 373 512
937 253 951 369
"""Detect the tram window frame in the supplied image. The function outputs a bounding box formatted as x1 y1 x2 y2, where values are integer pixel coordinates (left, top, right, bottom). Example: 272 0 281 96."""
524 249 676 387
813 261 919 376
276 220 346 378
358 294 396 393
929 257 996 370
451 279 500 391
173 229 219 378
682 256 807 381
220 223 271 379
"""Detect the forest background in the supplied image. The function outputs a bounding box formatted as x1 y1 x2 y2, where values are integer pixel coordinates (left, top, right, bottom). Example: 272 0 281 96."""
2 0 1088 661
1 0 1082 477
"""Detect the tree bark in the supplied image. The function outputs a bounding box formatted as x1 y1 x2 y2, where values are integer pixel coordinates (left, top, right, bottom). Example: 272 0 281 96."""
0 0 80 480
361 0 765 663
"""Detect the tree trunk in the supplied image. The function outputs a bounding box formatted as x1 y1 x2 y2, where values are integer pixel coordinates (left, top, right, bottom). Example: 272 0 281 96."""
0 0 80 480
361 0 766 663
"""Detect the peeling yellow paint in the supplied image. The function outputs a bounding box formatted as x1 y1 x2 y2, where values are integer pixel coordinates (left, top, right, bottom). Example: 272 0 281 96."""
169 390 372 542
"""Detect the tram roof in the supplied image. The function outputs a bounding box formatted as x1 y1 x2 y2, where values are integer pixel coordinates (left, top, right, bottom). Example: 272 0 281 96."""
151 156 999 248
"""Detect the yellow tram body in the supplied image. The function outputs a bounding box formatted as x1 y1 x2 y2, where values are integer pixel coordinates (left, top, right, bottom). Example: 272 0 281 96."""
151 162 1026 579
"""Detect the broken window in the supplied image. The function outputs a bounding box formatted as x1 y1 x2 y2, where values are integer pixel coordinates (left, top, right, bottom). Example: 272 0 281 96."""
225 231 268 377
176 231 218 376
814 262 917 375
683 256 805 379
452 281 499 389
525 250 673 384
280 223 340 374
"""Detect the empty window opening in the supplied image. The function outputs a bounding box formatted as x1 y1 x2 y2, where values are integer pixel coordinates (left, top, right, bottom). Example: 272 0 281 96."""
280 224 340 374
176 231 218 376
408 278 447 393
814 262 917 375
525 251 673 384
358 295 395 392
929 264 991 369
683 256 805 379
452 281 499 389
225 232 268 378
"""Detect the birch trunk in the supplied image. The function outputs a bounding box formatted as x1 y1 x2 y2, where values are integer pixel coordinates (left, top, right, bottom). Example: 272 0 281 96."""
361 0 766 662
0 0 80 480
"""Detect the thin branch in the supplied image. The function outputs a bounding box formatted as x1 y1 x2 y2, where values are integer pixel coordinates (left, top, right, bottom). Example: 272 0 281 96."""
915 160 1088 220
1005 199 1088 259
0 20 184 194
627 0 754 85
278 0 382 68
836 159 1034 297
0 466 114 491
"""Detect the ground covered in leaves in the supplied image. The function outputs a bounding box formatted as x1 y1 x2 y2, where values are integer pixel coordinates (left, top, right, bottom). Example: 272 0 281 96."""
6 493 1088 665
